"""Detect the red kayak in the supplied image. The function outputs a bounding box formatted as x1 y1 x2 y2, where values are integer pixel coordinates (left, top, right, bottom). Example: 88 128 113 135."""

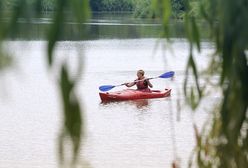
99 88 171 101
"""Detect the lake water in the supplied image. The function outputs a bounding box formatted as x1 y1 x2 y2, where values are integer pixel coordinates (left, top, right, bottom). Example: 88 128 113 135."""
0 14 217 168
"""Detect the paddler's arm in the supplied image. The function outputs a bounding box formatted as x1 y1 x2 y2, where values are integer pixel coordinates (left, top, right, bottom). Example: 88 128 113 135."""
123 81 136 87
146 79 153 88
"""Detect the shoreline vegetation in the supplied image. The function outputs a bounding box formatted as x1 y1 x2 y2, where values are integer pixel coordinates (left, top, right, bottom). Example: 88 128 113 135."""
1 0 186 19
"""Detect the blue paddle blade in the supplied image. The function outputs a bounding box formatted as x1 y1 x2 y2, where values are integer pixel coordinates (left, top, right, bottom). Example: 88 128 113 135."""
158 71 175 78
99 85 116 92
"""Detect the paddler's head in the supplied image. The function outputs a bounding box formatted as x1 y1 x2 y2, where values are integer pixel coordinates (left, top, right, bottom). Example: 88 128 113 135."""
137 70 145 79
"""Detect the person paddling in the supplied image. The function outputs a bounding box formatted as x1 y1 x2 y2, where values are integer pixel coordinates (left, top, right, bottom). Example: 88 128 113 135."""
124 70 153 91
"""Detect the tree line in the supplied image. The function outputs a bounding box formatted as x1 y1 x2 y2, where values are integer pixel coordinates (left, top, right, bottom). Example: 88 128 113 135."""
1 0 185 18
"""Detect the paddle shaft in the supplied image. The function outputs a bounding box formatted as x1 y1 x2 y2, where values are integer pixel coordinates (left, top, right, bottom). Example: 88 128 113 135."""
122 77 158 85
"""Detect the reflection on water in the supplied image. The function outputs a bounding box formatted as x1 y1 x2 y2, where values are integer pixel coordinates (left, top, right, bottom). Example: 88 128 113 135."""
100 99 150 110
129 99 149 109
5 13 210 40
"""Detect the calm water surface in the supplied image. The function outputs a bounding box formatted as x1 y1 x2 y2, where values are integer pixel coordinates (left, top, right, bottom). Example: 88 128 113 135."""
0 14 217 168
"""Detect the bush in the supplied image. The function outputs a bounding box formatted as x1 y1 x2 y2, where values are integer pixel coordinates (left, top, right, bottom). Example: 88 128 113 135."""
90 0 134 12
133 0 152 18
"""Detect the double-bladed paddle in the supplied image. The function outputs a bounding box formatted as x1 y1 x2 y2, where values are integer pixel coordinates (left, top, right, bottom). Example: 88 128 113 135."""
99 71 175 92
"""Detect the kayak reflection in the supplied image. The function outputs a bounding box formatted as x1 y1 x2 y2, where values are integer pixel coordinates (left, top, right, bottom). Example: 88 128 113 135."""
100 99 149 109
127 99 149 109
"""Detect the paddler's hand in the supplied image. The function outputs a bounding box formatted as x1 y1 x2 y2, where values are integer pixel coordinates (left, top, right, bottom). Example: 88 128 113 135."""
122 83 129 87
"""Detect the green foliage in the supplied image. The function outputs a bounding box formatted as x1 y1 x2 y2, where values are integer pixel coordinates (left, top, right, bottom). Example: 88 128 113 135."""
1 0 15 10
58 64 83 164
133 0 152 18
1 0 56 11
89 0 134 12
183 0 202 110
181 0 248 167
134 0 185 18
1 0 186 18
152 0 172 37
48 0 90 165
41 0 56 11
47 0 90 66
89 0 102 11
151 0 248 167
186 0 201 18
171 0 185 18
0 48 12 71
88 0 185 19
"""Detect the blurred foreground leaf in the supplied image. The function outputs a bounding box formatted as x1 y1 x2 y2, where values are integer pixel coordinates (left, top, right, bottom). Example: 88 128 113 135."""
157 0 248 167
58 64 83 165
